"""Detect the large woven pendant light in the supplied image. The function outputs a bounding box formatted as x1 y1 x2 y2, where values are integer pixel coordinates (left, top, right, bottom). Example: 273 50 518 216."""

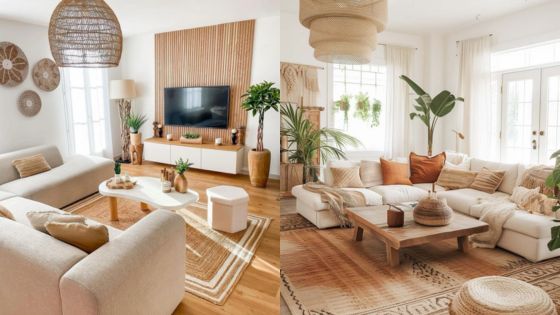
49 0 123 68
300 0 388 65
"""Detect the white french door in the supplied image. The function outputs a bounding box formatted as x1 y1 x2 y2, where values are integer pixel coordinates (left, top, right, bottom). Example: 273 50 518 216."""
501 66 560 164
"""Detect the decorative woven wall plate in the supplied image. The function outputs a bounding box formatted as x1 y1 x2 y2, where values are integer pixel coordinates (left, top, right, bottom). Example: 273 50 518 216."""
32 58 60 91
0 42 29 87
18 90 41 117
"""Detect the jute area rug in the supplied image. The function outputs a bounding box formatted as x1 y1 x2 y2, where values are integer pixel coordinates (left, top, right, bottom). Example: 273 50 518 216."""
64 194 271 305
280 217 560 315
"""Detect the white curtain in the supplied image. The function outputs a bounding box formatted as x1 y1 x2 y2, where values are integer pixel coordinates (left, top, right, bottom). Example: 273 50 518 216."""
385 45 415 158
458 36 492 159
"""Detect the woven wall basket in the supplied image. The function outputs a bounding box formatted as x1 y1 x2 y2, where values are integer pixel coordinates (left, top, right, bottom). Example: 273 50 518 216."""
18 90 42 117
32 58 60 92
48 0 123 67
0 42 29 87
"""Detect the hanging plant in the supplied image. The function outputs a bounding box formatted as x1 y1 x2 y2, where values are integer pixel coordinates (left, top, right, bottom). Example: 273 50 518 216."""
354 92 371 122
371 99 382 127
334 94 352 130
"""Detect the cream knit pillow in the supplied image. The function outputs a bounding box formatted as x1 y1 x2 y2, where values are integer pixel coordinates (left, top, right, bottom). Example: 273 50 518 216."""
26 211 86 233
45 222 109 253
359 160 382 187
510 186 540 209
330 166 364 188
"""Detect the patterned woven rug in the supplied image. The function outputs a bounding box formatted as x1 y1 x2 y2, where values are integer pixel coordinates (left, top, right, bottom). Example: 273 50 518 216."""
281 227 560 315
64 193 271 305
281 213 316 231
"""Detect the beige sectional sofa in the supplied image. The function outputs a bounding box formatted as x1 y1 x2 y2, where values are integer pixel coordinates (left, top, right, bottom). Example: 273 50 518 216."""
291 156 560 262
0 145 114 208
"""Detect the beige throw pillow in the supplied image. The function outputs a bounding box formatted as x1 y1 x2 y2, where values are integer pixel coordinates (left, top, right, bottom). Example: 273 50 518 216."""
26 211 86 233
470 167 506 194
45 222 109 253
510 186 540 209
436 168 478 190
330 166 364 188
522 193 558 216
359 160 382 187
0 205 14 220
12 154 51 178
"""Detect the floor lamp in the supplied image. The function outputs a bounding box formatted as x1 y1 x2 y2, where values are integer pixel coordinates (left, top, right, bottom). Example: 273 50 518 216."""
110 80 136 163
452 130 465 153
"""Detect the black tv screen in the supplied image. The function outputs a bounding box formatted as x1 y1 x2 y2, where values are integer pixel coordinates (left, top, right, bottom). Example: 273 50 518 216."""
164 86 230 129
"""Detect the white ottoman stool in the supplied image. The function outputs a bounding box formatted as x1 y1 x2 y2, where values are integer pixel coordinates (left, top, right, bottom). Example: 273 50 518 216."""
449 276 557 315
207 186 249 233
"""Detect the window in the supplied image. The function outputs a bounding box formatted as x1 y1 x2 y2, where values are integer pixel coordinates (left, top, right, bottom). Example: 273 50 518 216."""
62 68 111 157
330 63 387 152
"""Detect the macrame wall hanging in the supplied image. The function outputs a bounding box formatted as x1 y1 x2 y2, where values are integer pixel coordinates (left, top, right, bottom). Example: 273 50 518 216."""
280 62 320 107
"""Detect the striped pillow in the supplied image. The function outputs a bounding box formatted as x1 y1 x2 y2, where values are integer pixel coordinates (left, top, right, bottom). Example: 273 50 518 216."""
12 154 51 178
436 168 478 190
470 167 505 194
330 166 364 188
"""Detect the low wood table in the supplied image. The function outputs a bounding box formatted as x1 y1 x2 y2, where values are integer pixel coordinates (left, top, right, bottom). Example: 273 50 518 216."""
99 176 199 221
347 205 489 267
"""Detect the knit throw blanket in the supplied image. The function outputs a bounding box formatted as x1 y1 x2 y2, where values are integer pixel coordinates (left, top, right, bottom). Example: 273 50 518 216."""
470 198 516 248
303 183 367 227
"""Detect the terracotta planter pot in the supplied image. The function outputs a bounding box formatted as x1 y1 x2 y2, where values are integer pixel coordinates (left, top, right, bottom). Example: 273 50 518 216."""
248 149 271 188
130 132 142 146
174 173 188 193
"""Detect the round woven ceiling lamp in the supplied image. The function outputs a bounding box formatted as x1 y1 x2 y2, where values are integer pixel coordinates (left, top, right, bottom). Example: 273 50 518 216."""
48 0 123 68
300 0 388 65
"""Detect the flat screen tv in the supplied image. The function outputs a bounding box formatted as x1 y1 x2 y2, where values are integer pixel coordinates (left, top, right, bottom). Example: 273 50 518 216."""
164 86 230 129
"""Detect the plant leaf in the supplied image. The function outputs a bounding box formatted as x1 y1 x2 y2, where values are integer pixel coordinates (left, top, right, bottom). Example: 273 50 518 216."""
400 75 427 96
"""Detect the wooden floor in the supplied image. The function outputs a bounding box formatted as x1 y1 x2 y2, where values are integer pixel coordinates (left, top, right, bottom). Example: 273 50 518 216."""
122 162 280 315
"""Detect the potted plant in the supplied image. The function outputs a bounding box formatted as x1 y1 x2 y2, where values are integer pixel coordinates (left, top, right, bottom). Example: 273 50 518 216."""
241 81 280 187
281 104 361 183
370 99 382 127
114 161 122 183
401 75 464 156
180 132 202 144
334 94 352 130
354 92 371 122
127 112 148 146
174 158 194 193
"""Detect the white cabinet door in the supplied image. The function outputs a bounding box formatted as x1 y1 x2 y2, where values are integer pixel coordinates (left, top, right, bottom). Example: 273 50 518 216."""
144 142 171 164
201 149 242 174
170 146 202 168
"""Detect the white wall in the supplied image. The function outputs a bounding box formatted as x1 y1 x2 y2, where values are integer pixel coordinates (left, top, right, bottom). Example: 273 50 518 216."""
0 19 68 156
119 16 281 177
442 1 560 151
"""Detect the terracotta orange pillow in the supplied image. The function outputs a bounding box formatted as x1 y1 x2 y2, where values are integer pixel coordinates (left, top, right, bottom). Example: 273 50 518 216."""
409 152 446 184
380 158 412 185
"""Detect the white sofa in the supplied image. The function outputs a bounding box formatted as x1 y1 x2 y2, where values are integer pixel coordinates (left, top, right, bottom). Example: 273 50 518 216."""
0 145 114 208
0 197 186 315
291 157 560 262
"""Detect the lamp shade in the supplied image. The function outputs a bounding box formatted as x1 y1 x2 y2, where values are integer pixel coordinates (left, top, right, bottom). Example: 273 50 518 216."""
110 80 136 99
49 0 123 68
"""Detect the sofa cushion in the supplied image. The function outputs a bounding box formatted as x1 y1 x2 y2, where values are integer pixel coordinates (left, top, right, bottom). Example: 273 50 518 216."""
409 152 446 184
380 158 412 185
324 160 360 186
502 210 559 239
26 211 86 233
360 160 383 187
46 221 109 253
370 185 428 204
470 167 506 194
436 168 477 190
438 188 509 216
0 190 16 201
0 205 14 220
12 154 52 178
0 155 113 208
469 158 518 194
0 145 63 185
0 197 121 239
291 185 382 211
330 166 363 188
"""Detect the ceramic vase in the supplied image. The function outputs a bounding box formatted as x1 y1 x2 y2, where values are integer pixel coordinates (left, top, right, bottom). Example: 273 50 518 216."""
174 173 188 193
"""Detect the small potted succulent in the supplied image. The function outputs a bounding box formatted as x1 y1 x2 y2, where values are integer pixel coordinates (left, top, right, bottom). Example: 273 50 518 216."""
174 158 194 193
180 132 202 144
114 161 122 183
127 112 148 146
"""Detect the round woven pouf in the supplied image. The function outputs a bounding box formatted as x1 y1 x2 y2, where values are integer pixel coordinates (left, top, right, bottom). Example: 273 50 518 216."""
449 276 557 315
413 196 453 226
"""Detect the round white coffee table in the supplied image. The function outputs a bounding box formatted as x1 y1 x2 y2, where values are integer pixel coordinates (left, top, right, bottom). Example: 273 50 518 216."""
99 176 199 221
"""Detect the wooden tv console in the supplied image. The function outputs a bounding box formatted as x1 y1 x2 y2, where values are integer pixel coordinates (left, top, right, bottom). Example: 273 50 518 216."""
144 138 244 174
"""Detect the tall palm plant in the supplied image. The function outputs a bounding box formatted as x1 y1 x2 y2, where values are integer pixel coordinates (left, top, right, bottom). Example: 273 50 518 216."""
281 104 361 182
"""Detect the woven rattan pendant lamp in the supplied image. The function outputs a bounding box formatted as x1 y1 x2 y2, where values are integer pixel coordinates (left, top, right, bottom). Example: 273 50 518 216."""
49 0 123 68
300 0 388 65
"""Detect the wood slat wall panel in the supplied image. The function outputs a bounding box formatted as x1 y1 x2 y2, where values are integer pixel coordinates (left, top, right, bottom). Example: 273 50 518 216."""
155 20 255 144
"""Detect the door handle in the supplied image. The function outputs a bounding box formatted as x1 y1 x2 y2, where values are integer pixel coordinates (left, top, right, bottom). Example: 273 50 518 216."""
532 139 537 150
540 131 545 136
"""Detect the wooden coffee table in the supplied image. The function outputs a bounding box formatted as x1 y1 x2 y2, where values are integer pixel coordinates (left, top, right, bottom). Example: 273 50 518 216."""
346 204 489 267
99 176 199 221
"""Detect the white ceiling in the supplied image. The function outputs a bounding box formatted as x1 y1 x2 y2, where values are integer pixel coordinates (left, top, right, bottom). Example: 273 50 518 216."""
0 0 279 36
282 0 553 35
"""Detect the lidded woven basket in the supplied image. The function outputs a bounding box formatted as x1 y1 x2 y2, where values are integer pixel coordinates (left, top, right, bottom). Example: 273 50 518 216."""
413 193 453 226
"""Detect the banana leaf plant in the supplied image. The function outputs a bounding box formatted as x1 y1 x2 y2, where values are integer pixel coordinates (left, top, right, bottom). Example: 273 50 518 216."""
544 149 560 251
400 75 464 156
